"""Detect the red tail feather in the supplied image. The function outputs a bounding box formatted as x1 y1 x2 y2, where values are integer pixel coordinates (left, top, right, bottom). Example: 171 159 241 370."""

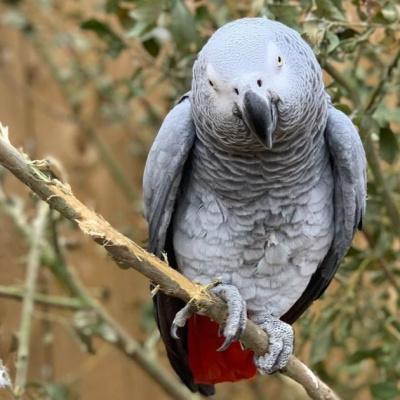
188 314 257 385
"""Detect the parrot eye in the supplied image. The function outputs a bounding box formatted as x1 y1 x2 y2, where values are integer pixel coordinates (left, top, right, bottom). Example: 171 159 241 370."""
208 79 214 87
278 55 284 67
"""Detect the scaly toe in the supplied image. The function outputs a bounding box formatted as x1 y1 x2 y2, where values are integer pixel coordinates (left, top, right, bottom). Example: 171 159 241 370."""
211 283 247 346
252 314 293 374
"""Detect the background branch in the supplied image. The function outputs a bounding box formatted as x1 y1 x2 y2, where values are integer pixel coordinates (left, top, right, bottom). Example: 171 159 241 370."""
19 14 140 204
0 285 86 310
323 50 400 235
0 165 200 400
14 201 49 397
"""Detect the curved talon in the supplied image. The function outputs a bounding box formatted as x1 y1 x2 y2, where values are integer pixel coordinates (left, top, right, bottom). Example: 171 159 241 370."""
210 283 247 350
233 324 246 342
217 334 234 352
171 323 180 340
171 303 194 340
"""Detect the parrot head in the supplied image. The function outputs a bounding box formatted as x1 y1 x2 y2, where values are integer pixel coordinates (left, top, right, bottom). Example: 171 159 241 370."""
191 18 326 153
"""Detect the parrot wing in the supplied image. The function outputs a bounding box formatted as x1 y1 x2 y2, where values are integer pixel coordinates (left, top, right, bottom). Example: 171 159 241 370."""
143 94 195 257
282 104 367 324
143 95 215 396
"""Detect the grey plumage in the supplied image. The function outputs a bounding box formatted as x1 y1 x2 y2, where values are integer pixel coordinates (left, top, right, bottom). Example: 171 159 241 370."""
143 17 366 394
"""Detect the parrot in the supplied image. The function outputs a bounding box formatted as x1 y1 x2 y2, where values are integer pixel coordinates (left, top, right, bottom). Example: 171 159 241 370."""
142 17 367 396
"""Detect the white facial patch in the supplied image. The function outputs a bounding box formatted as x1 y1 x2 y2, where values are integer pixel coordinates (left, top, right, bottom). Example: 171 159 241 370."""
206 63 219 86
206 62 238 114
266 41 290 97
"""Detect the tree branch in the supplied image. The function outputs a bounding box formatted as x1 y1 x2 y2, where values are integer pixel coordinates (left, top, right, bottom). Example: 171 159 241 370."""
14 201 49 397
0 285 86 310
18 13 139 204
323 47 400 236
0 122 341 400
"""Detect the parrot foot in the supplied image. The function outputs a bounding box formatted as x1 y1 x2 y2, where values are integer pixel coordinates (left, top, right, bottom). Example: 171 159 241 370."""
252 314 293 374
171 303 194 340
170 283 247 352
210 283 247 352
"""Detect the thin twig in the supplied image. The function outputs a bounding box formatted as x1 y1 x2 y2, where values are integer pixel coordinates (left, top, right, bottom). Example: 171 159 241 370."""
16 13 139 204
0 285 86 310
0 185 199 400
361 231 399 291
66 265 201 400
363 46 400 115
321 60 359 105
0 169 198 400
222 0 241 18
362 46 400 235
323 49 400 236
0 170 87 296
0 172 31 236
14 202 49 397
363 135 400 234
0 124 341 400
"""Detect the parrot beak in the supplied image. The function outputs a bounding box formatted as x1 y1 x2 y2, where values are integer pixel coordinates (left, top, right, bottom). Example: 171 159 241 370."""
242 90 277 149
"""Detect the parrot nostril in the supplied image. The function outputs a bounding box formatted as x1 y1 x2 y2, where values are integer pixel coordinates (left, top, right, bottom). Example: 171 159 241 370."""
257 79 262 87
234 88 239 95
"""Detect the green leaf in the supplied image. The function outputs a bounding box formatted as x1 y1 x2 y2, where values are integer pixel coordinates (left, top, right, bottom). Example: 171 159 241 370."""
139 299 157 333
379 127 399 164
2 0 23 4
195 5 211 24
105 0 121 13
126 0 163 38
302 20 325 51
374 105 400 125
81 18 127 58
338 28 359 40
315 0 345 21
348 347 382 363
324 30 340 54
267 5 301 28
346 245 363 258
311 324 333 364
360 113 380 136
1 9 28 29
334 103 352 116
71 328 95 354
370 382 399 400
381 4 398 23
371 10 387 24
170 0 199 51
43 382 73 400
142 37 160 57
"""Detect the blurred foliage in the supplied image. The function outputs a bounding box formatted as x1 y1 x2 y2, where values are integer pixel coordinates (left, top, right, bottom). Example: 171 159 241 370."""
1 0 400 399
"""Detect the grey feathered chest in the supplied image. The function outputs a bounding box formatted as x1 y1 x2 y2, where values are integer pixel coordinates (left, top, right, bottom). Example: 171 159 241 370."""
173 126 335 317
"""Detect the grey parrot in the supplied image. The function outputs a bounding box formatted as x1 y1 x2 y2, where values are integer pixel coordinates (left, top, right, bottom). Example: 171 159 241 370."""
143 17 367 396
